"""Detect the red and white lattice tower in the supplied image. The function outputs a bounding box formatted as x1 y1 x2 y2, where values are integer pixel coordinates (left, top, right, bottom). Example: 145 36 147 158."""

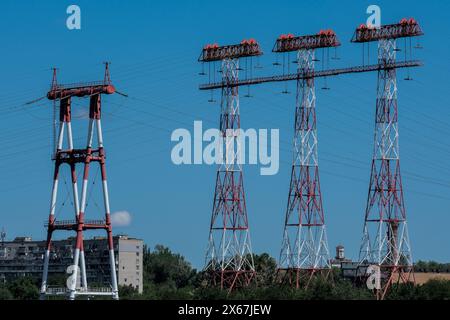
352 19 423 299
199 41 262 291
273 31 340 288
40 64 119 300
197 26 423 294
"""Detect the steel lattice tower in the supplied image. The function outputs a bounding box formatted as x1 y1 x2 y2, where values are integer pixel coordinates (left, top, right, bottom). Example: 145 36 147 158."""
272 31 340 288
278 49 331 288
40 64 119 300
198 24 423 295
352 19 423 299
199 41 262 291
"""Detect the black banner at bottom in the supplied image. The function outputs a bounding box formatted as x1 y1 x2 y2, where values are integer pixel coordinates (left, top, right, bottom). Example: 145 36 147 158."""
1 299 447 318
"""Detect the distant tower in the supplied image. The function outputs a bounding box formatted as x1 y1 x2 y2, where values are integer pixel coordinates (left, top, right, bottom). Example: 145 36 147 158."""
40 64 119 300
199 40 262 291
352 18 423 299
336 245 345 260
273 31 340 288
0 228 5 245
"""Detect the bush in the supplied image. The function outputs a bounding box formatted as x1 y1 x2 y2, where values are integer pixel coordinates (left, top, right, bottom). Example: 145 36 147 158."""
0 285 13 300
7 277 39 300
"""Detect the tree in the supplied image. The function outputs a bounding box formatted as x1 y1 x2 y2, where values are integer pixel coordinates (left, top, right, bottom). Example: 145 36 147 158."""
417 279 450 300
252 253 277 287
0 285 13 300
143 245 197 292
7 277 39 300
119 285 139 300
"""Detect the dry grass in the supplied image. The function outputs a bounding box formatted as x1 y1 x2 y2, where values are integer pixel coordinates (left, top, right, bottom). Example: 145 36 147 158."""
414 272 450 285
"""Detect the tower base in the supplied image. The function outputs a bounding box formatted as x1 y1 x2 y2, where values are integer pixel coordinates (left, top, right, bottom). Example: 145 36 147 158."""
371 265 415 300
204 269 255 293
277 268 332 289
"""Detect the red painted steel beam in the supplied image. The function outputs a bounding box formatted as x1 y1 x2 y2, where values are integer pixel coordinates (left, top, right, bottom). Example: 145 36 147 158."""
352 18 423 43
52 148 104 163
199 39 263 62
273 31 340 52
47 82 116 100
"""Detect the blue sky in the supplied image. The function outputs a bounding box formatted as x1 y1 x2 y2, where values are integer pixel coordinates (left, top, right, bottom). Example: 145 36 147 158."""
0 0 449 269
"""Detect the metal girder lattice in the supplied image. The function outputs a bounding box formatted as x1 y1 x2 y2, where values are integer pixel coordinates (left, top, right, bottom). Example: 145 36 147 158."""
204 58 255 291
278 49 331 288
351 19 423 43
199 41 262 62
273 31 340 52
47 63 115 100
199 60 422 90
359 37 414 300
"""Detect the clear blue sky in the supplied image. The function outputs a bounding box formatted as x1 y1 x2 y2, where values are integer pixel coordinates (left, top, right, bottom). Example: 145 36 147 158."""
0 0 449 269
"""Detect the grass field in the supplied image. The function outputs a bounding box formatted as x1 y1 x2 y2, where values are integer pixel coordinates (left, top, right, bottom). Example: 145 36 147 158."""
414 272 450 284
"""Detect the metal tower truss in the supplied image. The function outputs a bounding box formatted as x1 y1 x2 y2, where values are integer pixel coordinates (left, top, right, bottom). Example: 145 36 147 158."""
199 60 422 91
273 31 340 52
205 57 256 291
278 47 331 288
199 41 262 62
352 18 423 43
40 65 119 300
353 19 423 299
200 41 263 291
199 21 423 295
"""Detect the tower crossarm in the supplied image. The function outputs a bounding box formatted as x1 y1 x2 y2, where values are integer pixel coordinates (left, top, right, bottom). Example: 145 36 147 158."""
351 18 423 43
200 60 422 90
45 219 108 231
273 30 340 52
199 40 262 62
52 148 105 164
47 82 116 100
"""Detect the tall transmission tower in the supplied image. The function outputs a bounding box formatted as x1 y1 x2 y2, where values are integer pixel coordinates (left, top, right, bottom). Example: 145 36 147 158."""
40 63 120 300
273 31 340 288
352 18 423 300
198 40 262 291
199 23 423 294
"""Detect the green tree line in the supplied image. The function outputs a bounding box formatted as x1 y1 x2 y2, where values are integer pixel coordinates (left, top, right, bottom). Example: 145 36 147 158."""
1 245 450 300
415 260 450 273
